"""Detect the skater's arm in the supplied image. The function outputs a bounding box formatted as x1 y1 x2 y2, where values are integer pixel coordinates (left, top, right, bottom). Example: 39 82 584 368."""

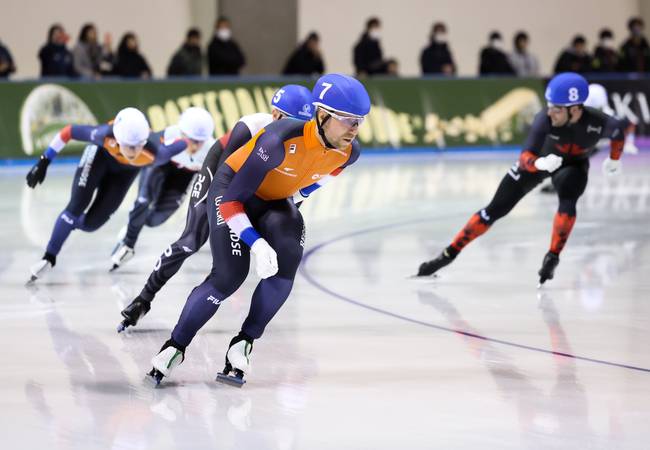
603 116 632 160
43 124 107 160
221 121 253 160
293 140 361 203
518 111 550 172
219 132 284 247
152 139 189 166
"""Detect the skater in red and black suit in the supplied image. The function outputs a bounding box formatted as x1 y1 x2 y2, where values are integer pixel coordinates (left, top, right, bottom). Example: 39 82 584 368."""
416 73 632 285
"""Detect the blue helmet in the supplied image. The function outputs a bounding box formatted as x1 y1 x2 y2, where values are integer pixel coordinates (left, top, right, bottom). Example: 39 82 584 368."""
312 73 371 118
271 84 314 120
545 72 589 106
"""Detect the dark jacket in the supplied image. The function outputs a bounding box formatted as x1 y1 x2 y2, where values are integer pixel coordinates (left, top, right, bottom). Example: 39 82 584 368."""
420 42 455 74
479 47 515 75
38 43 76 77
553 49 593 74
283 44 324 76
207 37 245 75
592 46 619 72
0 41 16 78
353 33 386 75
114 48 151 78
619 37 650 72
167 44 203 76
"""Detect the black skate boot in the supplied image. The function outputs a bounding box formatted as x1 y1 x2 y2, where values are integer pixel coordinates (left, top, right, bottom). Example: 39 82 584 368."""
117 296 151 333
216 332 254 387
416 248 457 277
147 338 185 386
538 251 560 287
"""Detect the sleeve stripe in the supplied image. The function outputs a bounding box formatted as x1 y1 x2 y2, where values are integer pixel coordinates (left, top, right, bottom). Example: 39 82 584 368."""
220 201 245 221
240 228 262 247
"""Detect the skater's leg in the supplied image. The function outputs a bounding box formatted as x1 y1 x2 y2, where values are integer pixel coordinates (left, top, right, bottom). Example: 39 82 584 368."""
170 185 251 348
78 168 139 232
241 201 305 339
548 163 588 254
123 166 167 247
44 145 106 259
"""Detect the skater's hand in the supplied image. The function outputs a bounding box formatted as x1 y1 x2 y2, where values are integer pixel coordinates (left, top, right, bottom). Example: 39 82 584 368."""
602 157 622 176
250 239 278 279
534 154 562 173
26 155 51 188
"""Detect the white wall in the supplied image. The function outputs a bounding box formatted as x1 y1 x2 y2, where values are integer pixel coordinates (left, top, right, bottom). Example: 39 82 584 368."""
298 0 641 76
0 0 197 78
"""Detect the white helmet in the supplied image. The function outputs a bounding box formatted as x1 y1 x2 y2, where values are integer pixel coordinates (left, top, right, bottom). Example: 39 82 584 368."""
178 107 215 142
584 84 611 113
113 107 150 146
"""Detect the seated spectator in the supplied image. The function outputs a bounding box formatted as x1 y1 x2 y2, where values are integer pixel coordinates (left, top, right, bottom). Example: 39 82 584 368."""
0 38 16 78
619 17 650 72
72 23 113 79
283 32 324 76
592 29 619 72
168 28 203 76
113 32 151 79
353 17 388 76
38 24 76 77
207 17 245 75
554 35 592 74
386 58 399 77
479 31 515 75
420 22 456 75
509 31 539 76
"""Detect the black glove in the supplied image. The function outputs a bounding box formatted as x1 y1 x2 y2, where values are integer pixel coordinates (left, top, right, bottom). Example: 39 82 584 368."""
26 155 51 188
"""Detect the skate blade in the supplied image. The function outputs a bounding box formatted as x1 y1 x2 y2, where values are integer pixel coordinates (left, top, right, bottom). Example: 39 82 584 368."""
216 372 246 387
116 321 128 333
145 372 163 388
406 273 439 282
25 275 38 287
109 264 120 273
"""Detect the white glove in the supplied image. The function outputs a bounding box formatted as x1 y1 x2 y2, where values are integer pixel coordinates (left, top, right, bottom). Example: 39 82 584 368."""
250 238 278 279
534 154 563 173
602 157 622 176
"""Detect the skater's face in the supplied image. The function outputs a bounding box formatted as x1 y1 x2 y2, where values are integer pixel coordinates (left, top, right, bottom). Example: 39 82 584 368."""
183 137 202 154
318 108 363 149
271 108 285 121
547 104 582 127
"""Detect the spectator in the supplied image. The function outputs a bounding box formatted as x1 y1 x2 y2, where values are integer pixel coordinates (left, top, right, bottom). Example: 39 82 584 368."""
283 32 324 76
0 39 16 78
420 22 456 75
554 35 592 74
113 32 151 78
386 58 399 77
592 29 619 73
38 24 76 77
619 17 650 72
509 31 539 76
207 17 245 75
353 17 388 76
167 28 203 76
478 31 515 75
72 23 113 79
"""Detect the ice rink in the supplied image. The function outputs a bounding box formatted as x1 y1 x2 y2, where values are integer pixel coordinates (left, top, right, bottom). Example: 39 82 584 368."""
1 150 649 449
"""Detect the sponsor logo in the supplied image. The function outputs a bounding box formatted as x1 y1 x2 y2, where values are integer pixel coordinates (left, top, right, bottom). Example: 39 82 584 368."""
298 104 313 118
587 125 602 134
90 129 97 141
311 173 323 180
257 147 269 162
214 195 225 225
289 144 297 154
480 209 491 222
549 134 559 140
182 246 193 253
507 162 521 180
300 223 306 247
284 167 294 172
207 295 223 306
229 229 242 256
61 213 74 225
78 145 97 187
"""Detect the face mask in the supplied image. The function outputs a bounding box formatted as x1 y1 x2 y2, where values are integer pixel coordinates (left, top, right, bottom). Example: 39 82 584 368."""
217 28 231 41
368 29 380 40
632 26 643 37
434 32 447 44
600 38 614 49
491 38 503 50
